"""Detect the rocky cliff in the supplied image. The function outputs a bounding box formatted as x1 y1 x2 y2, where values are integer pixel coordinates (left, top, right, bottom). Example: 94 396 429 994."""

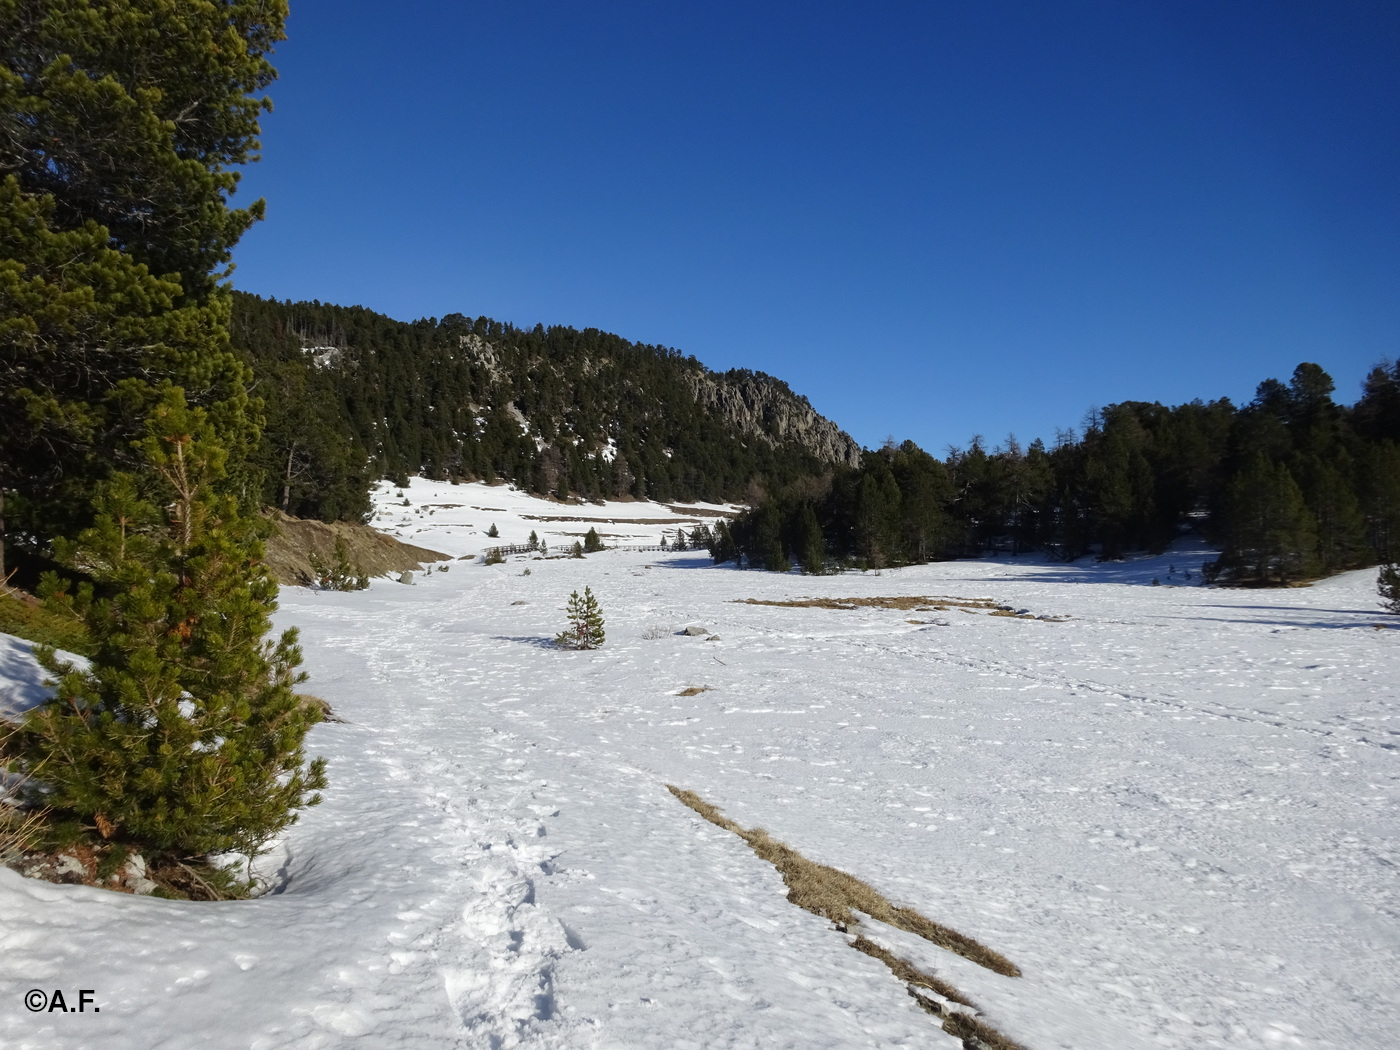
688 371 861 467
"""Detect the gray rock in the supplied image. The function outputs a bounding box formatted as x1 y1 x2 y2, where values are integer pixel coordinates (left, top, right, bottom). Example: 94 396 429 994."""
681 625 710 636
684 373 861 467
705 635 722 642
123 854 158 894
397 571 414 585
54 853 87 879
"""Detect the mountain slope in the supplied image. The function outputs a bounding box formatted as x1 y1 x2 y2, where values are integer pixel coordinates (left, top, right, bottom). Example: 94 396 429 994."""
231 293 859 520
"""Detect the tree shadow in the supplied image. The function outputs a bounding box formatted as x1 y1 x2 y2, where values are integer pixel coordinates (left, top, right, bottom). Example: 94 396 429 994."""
0 636 58 720
492 635 559 650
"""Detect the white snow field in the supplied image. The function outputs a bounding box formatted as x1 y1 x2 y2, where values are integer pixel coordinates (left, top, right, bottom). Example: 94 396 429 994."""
2 477 1397 1050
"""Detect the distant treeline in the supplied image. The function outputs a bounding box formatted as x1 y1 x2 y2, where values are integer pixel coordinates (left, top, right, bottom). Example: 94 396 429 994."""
231 292 834 520
716 362 1400 584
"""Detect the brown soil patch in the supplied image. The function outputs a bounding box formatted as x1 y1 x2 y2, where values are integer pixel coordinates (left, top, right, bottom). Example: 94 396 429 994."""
262 510 450 586
676 686 711 697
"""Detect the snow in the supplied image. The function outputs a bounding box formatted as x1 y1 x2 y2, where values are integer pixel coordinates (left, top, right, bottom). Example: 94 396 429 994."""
2 477 1397 1049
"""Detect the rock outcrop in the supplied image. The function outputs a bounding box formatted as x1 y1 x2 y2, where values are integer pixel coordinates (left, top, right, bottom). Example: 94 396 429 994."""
687 371 862 467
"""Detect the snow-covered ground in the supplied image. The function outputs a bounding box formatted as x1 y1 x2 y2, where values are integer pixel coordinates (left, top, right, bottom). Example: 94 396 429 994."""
2 478 1397 1050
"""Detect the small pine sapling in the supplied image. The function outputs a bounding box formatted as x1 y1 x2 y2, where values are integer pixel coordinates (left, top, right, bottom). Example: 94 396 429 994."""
583 527 604 553
555 587 605 649
528 530 539 550
487 523 499 538
570 541 584 558
1380 562 1400 614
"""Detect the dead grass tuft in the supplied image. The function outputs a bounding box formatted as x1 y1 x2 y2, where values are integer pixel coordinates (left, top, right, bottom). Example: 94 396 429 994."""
677 686 711 697
850 936 973 1007
298 694 345 723
665 785 1020 978
666 785 742 833
731 595 1043 621
0 805 48 862
942 1010 1032 1050
668 785 1027 1049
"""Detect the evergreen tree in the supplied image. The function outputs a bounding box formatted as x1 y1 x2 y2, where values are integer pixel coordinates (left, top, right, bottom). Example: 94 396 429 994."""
710 519 737 564
0 1 331 877
583 526 604 552
1 0 285 573
1379 562 1400 614
1213 455 1317 584
4 390 326 859
555 587 605 649
795 504 826 574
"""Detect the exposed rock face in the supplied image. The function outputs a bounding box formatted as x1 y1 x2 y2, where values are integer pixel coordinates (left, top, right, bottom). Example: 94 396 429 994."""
686 371 862 467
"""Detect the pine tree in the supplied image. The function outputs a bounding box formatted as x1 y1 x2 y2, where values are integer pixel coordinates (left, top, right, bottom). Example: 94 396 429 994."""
1380 563 1400 614
796 504 826 574
583 526 604 552
555 587 605 649
5 390 326 860
1213 455 1317 584
1 0 285 573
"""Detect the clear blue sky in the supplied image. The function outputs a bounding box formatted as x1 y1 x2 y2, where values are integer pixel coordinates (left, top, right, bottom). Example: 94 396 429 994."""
229 0 1400 455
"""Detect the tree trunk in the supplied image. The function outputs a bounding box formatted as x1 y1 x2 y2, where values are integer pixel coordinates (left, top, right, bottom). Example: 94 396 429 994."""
281 443 297 513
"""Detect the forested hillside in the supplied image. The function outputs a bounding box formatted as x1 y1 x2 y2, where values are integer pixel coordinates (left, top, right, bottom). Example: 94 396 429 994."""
230 293 859 520
718 361 1400 585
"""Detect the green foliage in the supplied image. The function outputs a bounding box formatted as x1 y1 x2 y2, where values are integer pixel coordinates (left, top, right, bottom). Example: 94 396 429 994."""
3 392 326 859
483 547 505 565
308 537 369 591
570 540 585 558
583 527 604 552
1 0 284 573
723 362 1397 585
1380 563 1400 614
0 587 92 656
227 293 840 516
555 587 605 650
0 3 325 868
486 523 499 538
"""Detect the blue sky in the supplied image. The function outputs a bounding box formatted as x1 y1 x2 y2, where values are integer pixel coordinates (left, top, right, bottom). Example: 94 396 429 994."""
230 1 1400 455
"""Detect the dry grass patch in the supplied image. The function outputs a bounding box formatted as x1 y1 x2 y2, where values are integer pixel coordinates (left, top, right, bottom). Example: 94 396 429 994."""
731 595 1045 619
850 935 973 1007
942 1011 1032 1050
676 686 711 697
667 786 1027 1049
665 785 1019 977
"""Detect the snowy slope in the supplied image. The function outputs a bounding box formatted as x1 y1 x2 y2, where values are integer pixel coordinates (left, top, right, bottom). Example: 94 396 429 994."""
2 478 1397 1050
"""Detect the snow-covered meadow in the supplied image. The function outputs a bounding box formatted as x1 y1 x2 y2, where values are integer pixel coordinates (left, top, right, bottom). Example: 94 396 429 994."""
2 478 1397 1050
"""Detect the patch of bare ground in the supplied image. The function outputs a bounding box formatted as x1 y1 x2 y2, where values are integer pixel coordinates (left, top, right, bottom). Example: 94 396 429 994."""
734 595 1066 622
676 685 711 697
262 510 450 586
666 786 1026 1050
519 513 703 525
